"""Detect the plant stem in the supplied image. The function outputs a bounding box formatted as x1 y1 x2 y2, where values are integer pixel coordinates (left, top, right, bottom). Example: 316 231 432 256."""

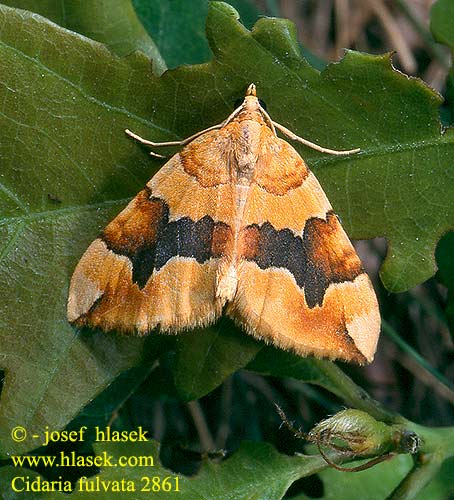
311 360 405 424
387 424 454 498
387 452 443 500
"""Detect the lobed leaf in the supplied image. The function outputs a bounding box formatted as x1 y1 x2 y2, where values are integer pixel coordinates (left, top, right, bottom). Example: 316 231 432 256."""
0 0 166 73
133 0 260 69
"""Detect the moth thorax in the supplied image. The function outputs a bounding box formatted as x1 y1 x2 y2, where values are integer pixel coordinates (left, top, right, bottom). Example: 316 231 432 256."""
236 109 265 124
236 162 255 181
233 120 261 181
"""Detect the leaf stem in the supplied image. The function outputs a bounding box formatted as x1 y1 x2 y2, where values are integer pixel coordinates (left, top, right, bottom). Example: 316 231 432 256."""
310 360 404 424
387 451 443 500
387 422 454 498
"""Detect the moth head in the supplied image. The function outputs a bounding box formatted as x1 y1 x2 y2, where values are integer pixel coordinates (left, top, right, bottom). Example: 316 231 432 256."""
230 84 272 129
233 83 268 116
246 83 257 97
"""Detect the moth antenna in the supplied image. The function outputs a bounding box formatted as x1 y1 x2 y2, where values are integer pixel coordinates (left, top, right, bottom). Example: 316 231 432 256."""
222 103 246 126
125 123 224 150
272 121 360 156
259 106 277 135
149 150 166 159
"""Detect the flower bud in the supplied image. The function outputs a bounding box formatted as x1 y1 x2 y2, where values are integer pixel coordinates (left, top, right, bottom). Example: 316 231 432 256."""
308 409 420 458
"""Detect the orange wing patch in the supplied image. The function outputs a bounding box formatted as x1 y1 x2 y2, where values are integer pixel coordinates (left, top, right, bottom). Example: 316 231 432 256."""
68 83 380 364
255 126 309 195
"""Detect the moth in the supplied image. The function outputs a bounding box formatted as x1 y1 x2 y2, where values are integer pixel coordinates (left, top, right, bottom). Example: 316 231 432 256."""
68 84 380 364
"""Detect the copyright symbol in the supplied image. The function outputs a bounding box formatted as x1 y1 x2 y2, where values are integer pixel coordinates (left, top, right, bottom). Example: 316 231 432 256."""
11 426 27 442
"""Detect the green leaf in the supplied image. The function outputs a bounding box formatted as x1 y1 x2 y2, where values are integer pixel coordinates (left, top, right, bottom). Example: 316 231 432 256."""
132 0 261 68
0 440 328 499
1 0 166 73
1 0 454 456
172 318 262 401
430 0 454 50
310 455 454 500
2 440 448 499
248 348 346 396
415 457 454 500
317 454 412 500
68 361 162 443
134 0 325 71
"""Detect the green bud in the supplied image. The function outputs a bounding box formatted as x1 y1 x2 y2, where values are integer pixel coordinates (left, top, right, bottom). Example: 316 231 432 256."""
308 409 420 457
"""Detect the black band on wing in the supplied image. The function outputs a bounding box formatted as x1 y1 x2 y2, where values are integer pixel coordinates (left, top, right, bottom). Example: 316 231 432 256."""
243 212 363 308
102 194 230 289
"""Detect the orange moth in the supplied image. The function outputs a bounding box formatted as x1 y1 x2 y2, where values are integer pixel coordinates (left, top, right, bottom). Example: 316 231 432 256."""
67 84 380 364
